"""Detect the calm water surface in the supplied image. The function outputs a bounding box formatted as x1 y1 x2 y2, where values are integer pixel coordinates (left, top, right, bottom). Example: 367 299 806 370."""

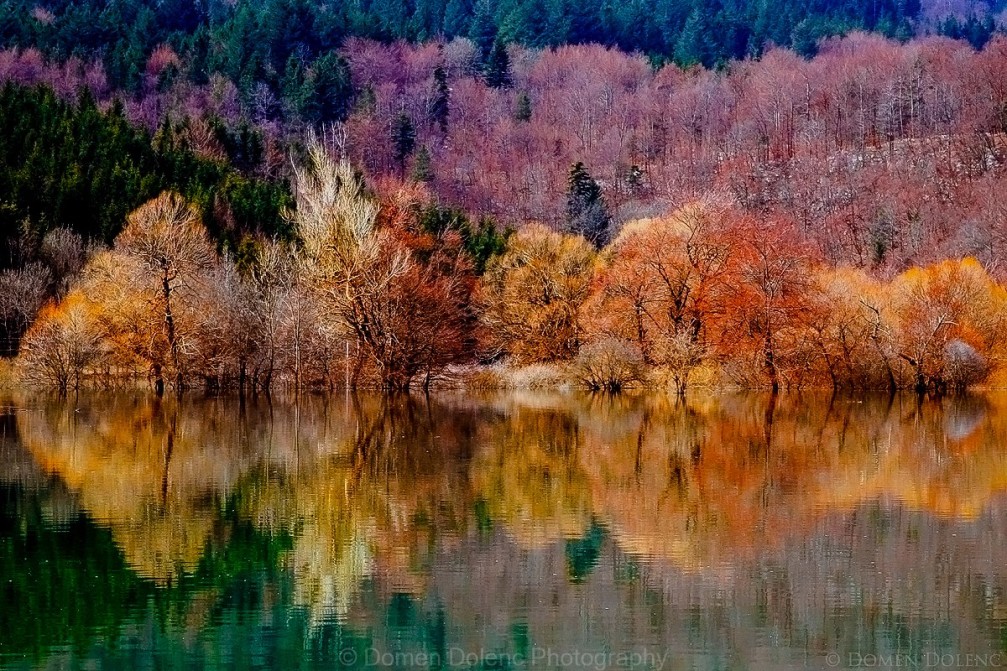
1 391 1006 670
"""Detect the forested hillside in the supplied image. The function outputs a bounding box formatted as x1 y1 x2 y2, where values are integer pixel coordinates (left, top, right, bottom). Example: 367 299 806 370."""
0 85 291 255
3 0 1007 392
0 0 998 93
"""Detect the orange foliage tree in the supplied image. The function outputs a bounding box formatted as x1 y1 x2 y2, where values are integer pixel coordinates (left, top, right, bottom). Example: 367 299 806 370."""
79 191 217 393
715 217 820 391
584 202 733 392
18 290 104 392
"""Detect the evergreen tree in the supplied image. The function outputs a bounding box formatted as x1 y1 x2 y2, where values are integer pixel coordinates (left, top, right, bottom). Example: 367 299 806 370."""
417 205 508 273
282 54 311 119
790 18 820 58
469 0 498 61
429 65 450 133
392 112 417 177
674 8 710 67
411 145 434 182
543 0 573 45
567 0 603 44
410 0 444 41
499 0 551 46
442 0 472 38
218 4 261 83
566 161 611 248
305 51 354 124
484 39 512 89
514 91 532 122
0 83 291 258
355 84 377 114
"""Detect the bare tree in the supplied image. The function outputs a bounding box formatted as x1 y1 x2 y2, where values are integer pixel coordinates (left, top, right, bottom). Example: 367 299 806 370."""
39 227 87 295
0 262 51 355
19 292 103 393
114 191 216 393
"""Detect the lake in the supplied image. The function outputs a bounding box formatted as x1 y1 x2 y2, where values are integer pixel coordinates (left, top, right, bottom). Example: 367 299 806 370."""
1 391 1005 670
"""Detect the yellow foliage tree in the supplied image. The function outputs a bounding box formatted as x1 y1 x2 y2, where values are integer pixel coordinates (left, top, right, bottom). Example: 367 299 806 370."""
808 267 898 389
888 258 1006 392
478 224 596 363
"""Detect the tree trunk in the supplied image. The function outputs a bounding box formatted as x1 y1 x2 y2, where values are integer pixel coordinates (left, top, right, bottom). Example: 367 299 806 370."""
764 335 780 393
162 269 181 390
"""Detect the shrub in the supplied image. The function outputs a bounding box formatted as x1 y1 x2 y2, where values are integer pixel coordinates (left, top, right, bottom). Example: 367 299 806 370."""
944 339 990 390
574 338 644 392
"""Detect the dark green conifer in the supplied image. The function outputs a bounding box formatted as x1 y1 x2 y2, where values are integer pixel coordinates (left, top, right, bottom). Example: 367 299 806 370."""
566 161 612 249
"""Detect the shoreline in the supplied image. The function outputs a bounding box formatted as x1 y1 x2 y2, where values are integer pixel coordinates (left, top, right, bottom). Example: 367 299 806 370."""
3 359 1003 396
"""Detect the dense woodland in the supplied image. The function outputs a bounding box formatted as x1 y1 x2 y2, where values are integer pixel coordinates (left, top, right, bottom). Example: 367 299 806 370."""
3 2 1007 392
0 0 996 87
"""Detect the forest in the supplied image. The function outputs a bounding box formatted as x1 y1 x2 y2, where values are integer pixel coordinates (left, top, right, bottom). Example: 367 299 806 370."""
2 1 1007 393
0 0 992 88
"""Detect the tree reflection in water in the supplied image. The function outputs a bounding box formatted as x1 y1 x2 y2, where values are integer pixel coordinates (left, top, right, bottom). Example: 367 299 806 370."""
2 391 1007 669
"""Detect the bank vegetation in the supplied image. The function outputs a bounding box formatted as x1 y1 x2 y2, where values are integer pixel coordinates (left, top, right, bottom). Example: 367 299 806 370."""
10 135 1007 396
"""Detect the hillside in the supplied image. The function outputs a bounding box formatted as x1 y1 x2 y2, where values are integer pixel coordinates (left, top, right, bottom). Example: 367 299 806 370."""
2 3 1007 392
0 0 995 95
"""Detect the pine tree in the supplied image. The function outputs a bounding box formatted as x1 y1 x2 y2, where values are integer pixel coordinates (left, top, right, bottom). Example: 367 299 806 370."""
307 51 354 124
282 54 311 119
674 8 709 67
442 0 471 38
429 65 450 133
469 0 498 61
566 161 611 248
514 91 532 122
355 85 377 114
392 112 417 177
484 39 512 89
411 145 434 182
499 0 550 46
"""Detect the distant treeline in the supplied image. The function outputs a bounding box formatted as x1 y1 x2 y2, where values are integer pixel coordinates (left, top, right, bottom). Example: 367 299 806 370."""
0 0 999 93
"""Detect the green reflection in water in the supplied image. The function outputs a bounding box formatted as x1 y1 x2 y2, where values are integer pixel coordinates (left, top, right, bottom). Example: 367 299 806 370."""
0 482 151 657
565 520 606 584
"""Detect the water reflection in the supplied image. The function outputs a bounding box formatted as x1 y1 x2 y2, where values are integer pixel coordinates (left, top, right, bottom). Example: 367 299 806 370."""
2 391 1007 669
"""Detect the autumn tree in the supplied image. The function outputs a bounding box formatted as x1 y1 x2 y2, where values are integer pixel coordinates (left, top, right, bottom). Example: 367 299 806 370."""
290 135 471 390
18 291 103 393
116 192 215 392
717 218 819 391
478 224 596 363
808 268 898 389
585 202 732 393
80 192 217 393
888 258 1005 392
